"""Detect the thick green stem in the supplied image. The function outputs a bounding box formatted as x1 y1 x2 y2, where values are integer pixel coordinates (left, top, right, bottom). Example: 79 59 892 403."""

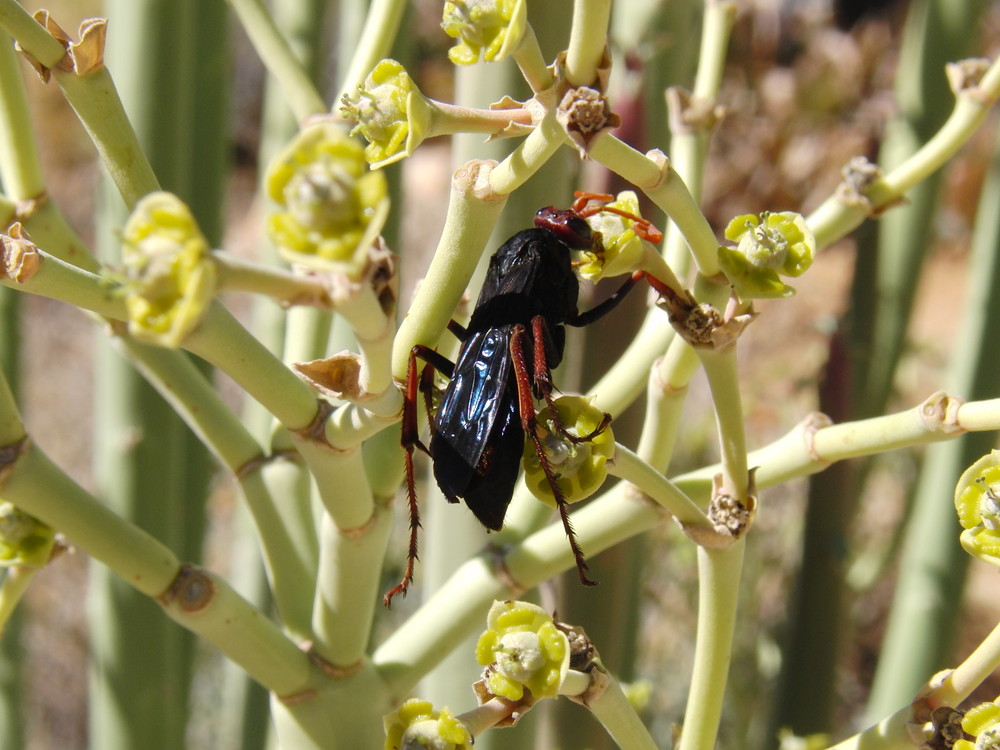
677 543 745 750
868 117 1000 721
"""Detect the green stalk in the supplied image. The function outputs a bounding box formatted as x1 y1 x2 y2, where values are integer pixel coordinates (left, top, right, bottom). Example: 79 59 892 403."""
227 0 327 743
0 25 33 750
564 0 611 86
677 543 746 750
369 385 1000 699
88 4 223 747
866 115 1000 720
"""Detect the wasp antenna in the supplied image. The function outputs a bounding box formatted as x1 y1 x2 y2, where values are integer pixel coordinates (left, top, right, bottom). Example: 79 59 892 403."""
571 190 614 215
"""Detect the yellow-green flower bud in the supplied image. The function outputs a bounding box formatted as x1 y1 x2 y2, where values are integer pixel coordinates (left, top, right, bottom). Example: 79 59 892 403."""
441 0 527 65
342 59 433 169
955 451 1000 566
475 600 569 701
0 502 55 567
121 192 217 348
576 191 647 281
265 123 389 276
522 396 614 506
383 698 472 750
955 698 1000 750
719 211 815 299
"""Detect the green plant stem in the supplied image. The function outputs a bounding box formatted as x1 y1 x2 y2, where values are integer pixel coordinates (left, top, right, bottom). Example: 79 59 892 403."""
53 65 160 208
226 0 327 120
6 444 179 596
488 113 564 194
807 55 1000 251
0 245 323 427
0 1 64 67
698 346 749 497
213 250 334 306
0 28 42 199
675 393 991 503
564 0 611 86
158 567 313 697
373 385 1000 697
590 137 720 276
932 617 1000 707
270 662 389 749
0 374 311 698
607 444 707 525
334 0 406 103
511 24 552 93
113 337 319 637
391 162 508 378
585 669 659 750
823 705 913 750
677 542 745 750
310 507 392 667
634 376 688 471
867 110 1000 720
586 314 675 417
116 337 262 470
691 1 735 100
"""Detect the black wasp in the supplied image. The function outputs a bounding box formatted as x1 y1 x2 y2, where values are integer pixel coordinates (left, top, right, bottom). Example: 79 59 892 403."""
386 193 662 606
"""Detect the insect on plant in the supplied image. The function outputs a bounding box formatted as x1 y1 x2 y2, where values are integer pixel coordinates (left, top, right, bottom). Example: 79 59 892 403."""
385 193 664 606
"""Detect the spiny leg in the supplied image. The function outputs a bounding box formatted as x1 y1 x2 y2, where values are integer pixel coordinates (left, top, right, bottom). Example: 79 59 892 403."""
510 324 596 587
384 344 455 607
529 315 611 444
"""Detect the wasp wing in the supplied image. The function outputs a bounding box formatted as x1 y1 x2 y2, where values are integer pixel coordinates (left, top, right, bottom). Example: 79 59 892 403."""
433 325 513 469
432 398 522 530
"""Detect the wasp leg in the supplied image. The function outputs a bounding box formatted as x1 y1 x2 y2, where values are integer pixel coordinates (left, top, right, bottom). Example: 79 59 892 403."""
384 344 456 608
527 315 611 444
511 324 596 588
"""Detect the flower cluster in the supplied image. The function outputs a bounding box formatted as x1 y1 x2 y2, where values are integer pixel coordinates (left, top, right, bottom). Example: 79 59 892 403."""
575 191 648 281
341 59 433 169
522 396 614 506
265 123 388 276
121 192 217 348
0 502 55 567
955 451 1000 565
383 698 472 750
718 211 815 298
955 698 1000 750
475 600 570 702
441 0 527 65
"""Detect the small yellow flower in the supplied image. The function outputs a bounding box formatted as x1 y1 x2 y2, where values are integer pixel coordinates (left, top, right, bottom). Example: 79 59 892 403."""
265 123 389 276
441 0 527 65
955 451 1000 566
121 192 216 348
719 211 815 298
383 698 472 750
575 191 648 281
522 396 614 506
0 502 55 567
955 698 1000 750
341 59 433 169
475 600 570 701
